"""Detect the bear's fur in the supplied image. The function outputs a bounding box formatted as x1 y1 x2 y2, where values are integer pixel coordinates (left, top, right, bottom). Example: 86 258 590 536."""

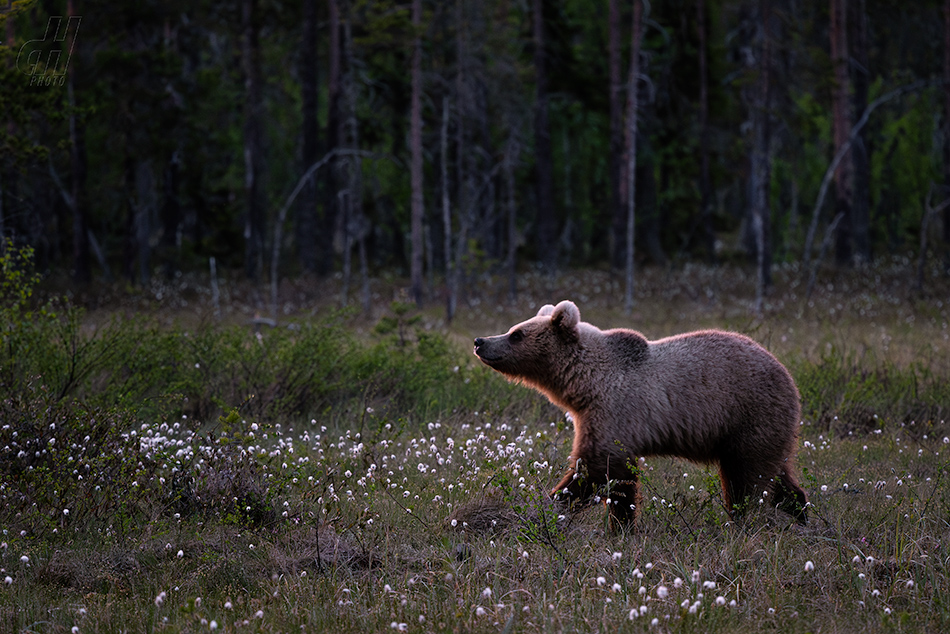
473 300 808 526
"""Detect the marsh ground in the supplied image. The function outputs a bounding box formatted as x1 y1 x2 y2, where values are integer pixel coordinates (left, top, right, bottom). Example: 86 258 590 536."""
3 258 949 633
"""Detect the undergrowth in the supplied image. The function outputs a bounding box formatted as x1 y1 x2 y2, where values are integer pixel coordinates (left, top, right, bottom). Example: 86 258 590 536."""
1 242 949 633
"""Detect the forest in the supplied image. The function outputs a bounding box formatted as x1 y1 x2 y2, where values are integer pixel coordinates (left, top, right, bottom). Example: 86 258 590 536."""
1 0 949 313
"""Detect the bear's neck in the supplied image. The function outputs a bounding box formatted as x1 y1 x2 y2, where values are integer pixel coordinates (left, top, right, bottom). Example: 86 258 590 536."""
527 348 597 415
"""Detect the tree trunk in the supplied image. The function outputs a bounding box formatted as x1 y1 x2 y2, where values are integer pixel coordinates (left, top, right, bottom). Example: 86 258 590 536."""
0 15 12 240
636 51 666 267
696 0 716 263
944 0 950 275
160 151 181 279
135 161 154 284
298 0 319 273
242 0 265 281
640 132 666 266
441 94 456 322
454 0 469 302
340 14 364 308
533 0 556 271
341 190 351 306
323 0 342 277
359 222 370 314
751 0 772 313
608 0 623 268
505 136 519 301
409 0 424 307
68 0 90 284
455 0 469 305
830 0 853 267
917 189 950 291
624 0 643 312
123 152 136 282
849 0 870 264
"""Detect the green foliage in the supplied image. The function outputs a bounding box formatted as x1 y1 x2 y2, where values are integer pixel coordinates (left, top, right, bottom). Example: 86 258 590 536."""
0 239 40 312
791 348 950 434
1 248 514 426
869 89 942 249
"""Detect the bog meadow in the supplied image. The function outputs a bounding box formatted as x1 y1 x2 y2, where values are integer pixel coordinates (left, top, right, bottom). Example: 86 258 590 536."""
4 3 950 630
2 243 949 634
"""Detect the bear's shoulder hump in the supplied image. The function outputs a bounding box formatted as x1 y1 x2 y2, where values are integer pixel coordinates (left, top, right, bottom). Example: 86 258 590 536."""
604 329 649 366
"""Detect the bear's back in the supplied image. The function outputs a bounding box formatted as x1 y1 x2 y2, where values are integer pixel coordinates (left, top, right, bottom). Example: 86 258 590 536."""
593 329 798 459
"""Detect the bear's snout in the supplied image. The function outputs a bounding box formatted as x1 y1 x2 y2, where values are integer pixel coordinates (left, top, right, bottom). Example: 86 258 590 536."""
473 335 504 365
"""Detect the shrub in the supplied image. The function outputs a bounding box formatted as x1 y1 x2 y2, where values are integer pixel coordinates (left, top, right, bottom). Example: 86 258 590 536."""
791 348 950 435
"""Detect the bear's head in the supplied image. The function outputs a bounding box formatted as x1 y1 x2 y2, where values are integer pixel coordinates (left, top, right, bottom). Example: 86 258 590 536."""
473 300 581 383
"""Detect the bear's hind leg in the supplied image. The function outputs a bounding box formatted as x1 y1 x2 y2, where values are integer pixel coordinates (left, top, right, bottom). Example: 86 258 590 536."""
718 459 767 518
773 470 808 523
605 478 640 528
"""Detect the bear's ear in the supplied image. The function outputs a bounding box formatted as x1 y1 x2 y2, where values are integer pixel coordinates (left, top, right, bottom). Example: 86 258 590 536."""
536 304 556 317
551 300 580 334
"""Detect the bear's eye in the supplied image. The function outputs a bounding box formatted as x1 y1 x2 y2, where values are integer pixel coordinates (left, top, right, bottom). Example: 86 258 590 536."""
509 329 524 344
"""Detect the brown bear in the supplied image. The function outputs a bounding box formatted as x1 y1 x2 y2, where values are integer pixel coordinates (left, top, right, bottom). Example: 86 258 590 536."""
473 300 807 526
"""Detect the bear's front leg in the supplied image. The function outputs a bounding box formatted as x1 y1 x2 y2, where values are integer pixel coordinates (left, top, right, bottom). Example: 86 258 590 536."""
550 459 595 506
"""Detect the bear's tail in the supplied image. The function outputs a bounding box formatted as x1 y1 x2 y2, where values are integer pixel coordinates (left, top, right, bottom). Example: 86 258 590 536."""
774 470 808 524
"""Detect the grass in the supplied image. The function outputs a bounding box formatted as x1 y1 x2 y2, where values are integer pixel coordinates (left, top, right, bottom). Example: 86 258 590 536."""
2 246 950 633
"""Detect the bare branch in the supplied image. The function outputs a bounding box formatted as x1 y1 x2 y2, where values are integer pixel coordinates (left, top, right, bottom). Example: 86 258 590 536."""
802 79 930 270
48 156 75 211
269 148 393 318
805 211 844 301
915 184 950 292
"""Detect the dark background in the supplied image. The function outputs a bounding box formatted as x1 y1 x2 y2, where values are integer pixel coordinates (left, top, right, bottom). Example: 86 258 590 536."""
1 0 948 308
